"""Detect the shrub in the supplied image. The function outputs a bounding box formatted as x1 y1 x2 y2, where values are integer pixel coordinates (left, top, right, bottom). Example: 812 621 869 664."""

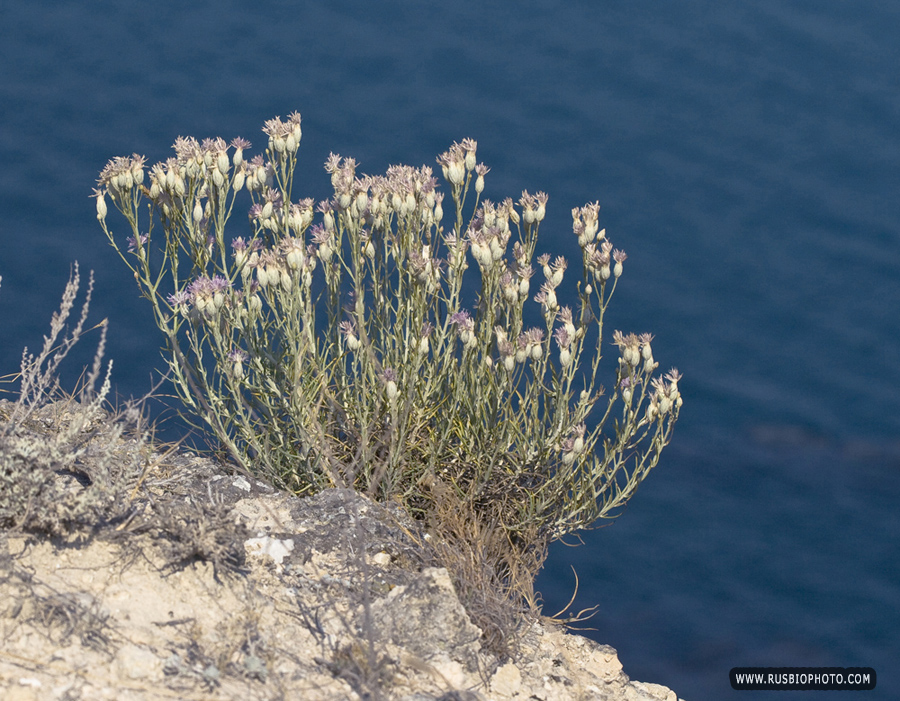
95 113 681 599
0 266 149 534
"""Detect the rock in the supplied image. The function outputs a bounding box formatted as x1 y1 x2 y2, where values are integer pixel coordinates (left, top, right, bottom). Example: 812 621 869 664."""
490 662 522 697
0 416 685 700
115 644 162 681
371 567 483 671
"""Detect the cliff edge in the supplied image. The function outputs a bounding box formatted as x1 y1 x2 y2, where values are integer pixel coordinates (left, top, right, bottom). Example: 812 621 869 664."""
0 399 683 700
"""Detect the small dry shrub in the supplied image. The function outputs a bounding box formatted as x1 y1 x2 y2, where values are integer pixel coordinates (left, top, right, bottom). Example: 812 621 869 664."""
0 266 149 536
144 498 250 580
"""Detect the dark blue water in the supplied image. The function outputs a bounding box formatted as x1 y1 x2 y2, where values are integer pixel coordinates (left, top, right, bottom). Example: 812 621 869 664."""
2 2 898 698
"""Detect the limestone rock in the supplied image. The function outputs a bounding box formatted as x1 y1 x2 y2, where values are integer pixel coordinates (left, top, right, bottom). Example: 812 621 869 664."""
0 410 684 700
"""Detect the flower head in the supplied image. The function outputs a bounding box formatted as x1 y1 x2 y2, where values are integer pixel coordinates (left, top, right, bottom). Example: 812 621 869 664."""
450 310 475 346
126 233 148 252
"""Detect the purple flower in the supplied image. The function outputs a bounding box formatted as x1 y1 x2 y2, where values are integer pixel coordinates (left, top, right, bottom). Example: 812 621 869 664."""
167 290 190 308
127 233 148 252
227 348 248 363
210 275 230 292
449 310 474 333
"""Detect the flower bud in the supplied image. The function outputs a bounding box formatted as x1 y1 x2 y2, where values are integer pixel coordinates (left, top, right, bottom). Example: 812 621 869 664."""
545 289 557 310
216 151 229 175
364 241 375 259
95 193 107 220
356 190 368 214
193 201 203 223
448 161 464 186
286 248 303 270
627 347 640 366
386 380 398 401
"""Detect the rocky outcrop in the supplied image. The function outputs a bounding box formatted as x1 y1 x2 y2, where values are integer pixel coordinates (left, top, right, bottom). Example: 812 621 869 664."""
0 400 683 700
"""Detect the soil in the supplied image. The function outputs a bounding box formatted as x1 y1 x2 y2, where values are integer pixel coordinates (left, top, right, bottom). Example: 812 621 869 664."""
0 399 683 700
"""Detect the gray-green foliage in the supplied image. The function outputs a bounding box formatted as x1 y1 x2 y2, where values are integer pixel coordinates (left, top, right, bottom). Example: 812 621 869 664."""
96 114 682 551
0 266 144 534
